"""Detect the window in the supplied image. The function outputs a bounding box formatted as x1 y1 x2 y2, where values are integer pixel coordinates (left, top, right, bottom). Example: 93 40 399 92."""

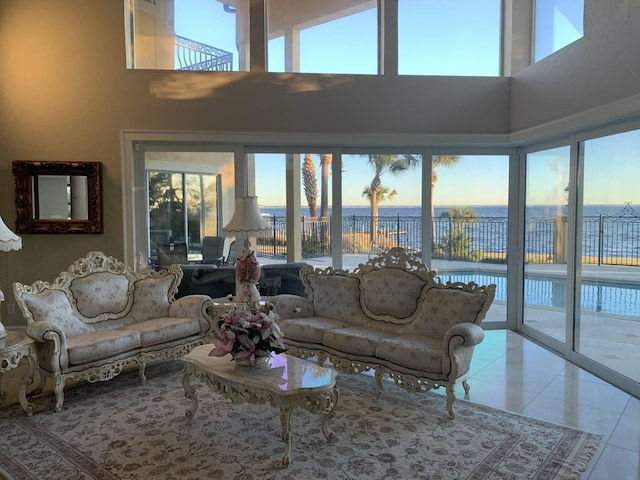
430 154 509 323
267 0 377 74
398 0 501 76
341 153 422 267
577 128 640 383
147 170 220 265
533 0 584 62
126 0 245 71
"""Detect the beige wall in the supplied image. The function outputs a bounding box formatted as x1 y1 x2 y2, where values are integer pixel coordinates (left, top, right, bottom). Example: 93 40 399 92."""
0 0 638 328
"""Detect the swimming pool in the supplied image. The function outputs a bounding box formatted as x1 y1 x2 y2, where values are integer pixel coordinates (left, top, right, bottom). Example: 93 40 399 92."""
437 271 640 317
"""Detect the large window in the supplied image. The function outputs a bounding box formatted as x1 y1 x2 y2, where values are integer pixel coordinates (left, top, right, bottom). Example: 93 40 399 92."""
127 0 512 76
430 154 510 323
126 0 245 71
267 1 377 74
523 146 571 343
576 129 640 384
398 0 502 76
533 0 584 63
147 170 220 266
341 153 422 267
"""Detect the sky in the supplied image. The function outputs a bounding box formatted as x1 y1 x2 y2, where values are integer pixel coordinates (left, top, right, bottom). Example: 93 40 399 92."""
171 1 639 208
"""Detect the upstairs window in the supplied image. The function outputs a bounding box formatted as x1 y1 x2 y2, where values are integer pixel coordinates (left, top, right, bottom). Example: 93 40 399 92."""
533 0 584 63
398 0 501 76
267 0 378 74
125 0 246 71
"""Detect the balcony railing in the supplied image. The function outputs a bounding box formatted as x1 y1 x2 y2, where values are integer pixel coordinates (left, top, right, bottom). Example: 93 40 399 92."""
255 204 640 267
175 35 233 71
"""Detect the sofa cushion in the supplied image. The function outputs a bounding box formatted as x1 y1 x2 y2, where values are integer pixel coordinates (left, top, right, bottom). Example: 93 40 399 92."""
21 289 94 337
408 288 488 338
128 275 175 321
306 273 368 324
323 326 396 356
128 316 201 347
69 272 131 319
280 317 351 344
375 335 444 375
66 330 141 365
359 268 427 321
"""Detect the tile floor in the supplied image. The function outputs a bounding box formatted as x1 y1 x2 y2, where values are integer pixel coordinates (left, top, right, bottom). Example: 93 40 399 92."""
453 329 640 480
1 329 638 479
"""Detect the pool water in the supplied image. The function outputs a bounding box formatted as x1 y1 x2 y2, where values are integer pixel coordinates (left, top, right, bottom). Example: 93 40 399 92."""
437 272 640 317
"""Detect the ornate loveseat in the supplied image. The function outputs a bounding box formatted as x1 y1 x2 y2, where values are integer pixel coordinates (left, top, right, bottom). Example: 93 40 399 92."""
272 248 496 418
13 251 215 411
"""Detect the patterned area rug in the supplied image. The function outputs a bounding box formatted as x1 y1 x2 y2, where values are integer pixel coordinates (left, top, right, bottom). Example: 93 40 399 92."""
0 361 601 480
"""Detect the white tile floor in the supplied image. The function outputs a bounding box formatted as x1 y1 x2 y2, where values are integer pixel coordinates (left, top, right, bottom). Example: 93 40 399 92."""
456 329 640 480
1 329 638 479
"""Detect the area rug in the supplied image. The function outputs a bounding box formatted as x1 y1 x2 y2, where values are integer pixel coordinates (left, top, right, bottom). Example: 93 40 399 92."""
0 361 601 480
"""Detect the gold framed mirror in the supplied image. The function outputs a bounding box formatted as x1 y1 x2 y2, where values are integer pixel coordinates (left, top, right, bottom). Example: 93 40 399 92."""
12 160 103 234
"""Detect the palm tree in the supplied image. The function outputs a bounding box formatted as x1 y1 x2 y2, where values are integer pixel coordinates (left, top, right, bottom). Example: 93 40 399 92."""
431 155 461 249
362 154 420 242
302 153 317 218
319 154 332 246
436 206 482 261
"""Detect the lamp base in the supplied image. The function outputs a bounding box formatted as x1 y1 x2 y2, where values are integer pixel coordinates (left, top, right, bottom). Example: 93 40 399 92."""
238 282 260 304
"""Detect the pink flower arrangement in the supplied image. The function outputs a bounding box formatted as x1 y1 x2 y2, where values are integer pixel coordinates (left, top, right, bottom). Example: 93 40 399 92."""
209 301 286 366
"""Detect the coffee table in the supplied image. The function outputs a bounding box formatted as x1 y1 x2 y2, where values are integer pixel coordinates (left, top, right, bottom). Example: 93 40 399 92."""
182 345 338 467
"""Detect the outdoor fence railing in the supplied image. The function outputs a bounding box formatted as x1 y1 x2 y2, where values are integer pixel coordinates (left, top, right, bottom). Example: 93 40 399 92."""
175 36 233 71
255 204 640 267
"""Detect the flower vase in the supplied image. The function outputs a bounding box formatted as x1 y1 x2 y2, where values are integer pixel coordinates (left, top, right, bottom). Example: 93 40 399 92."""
255 355 272 369
235 355 272 369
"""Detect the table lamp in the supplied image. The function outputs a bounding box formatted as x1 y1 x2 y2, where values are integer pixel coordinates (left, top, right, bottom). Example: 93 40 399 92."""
222 196 272 303
0 215 22 339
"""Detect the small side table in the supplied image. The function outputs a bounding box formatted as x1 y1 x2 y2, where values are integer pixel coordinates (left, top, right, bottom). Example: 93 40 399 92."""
0 331 37 416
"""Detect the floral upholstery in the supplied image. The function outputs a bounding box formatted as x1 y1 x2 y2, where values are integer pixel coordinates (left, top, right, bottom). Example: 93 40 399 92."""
306 273 369 324
324 326 396 356
69 272 130 319
13 251 215 412
358 268 427 321
67 330 141 365
279 317 351 343
128 275 174 321
407 288 489 339
274 247 496 419
21 289 93 337
375 334 444 375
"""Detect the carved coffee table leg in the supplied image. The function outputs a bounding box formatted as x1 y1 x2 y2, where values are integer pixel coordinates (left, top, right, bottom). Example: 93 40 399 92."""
322 387 339 441
183 368 198 419
279 397 294 467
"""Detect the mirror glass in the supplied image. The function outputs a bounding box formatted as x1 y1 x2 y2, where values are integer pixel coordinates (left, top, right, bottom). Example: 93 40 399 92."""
35 175 89 220
13 161 103 234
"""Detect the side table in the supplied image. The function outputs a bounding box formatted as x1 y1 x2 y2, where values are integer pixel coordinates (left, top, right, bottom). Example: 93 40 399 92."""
0 331 37 415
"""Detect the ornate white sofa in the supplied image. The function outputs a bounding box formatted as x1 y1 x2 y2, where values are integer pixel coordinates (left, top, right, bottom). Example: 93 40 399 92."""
272 248 496 418
13 251 215 411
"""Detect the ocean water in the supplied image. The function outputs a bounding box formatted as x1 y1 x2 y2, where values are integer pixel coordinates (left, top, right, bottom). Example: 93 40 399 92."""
261 204 633 218
259 204 640 259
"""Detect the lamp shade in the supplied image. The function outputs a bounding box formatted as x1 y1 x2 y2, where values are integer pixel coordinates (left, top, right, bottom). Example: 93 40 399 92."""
223 196 272 234
0 215 22 252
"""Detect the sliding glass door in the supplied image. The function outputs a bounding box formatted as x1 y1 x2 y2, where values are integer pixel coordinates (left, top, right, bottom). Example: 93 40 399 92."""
576 129 640 384
523 146 571 344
